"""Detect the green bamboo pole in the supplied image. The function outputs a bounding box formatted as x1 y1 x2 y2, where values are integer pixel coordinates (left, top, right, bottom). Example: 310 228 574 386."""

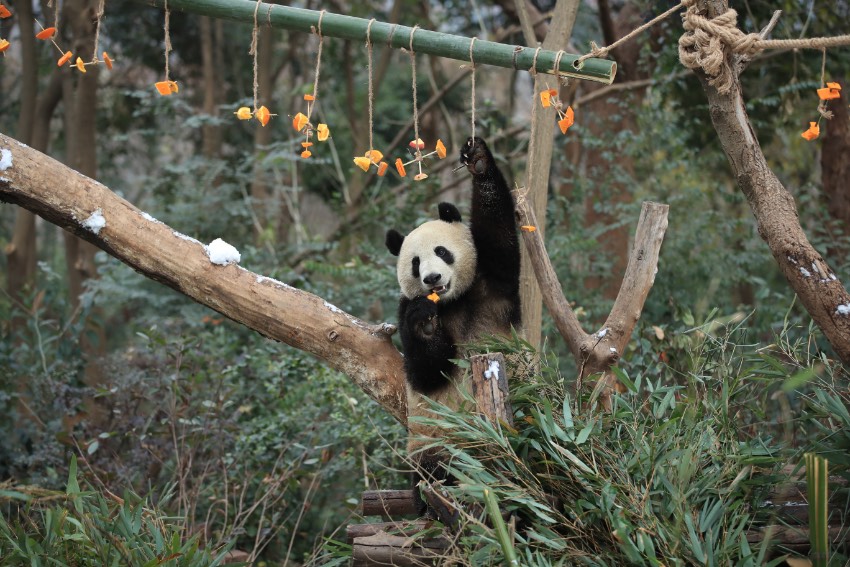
139 0 617 84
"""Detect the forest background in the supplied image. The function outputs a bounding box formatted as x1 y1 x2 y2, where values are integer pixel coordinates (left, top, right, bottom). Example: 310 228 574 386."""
1 0 849 564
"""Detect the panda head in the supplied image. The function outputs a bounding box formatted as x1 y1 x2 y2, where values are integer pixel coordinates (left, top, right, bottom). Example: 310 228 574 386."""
386 202 477 302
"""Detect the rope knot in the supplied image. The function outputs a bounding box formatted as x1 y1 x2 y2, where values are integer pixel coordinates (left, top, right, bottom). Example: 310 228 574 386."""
678 0 762 94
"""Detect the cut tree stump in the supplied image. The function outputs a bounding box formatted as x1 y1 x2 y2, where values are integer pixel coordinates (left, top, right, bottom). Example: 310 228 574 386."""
469 353 513 426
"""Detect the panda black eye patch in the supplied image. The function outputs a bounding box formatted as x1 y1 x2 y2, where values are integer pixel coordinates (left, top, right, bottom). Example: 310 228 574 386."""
412 256 420 278
434 246 455 264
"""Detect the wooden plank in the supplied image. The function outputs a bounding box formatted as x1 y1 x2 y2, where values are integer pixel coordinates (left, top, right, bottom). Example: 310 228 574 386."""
361 489 418 518
347 520 430 544
352 531 450 566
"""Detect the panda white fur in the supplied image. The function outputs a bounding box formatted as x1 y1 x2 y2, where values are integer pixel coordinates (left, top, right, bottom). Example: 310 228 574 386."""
385 137 521 513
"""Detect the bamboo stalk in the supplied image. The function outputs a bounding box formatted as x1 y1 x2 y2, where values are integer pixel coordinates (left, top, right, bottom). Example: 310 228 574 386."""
137 0 617 84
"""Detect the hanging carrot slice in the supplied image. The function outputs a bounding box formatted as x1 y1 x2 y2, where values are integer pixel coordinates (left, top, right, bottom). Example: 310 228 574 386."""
235 107 253 120
301 150 312 159
558 106 575 134
801 121 820 141
365 149 383 163
0 38 10 53
74 57 86 73
408 138 425 151
377 161 388 176
57 50 73 66
0 5 12 18
303 94 315 101
435 139 447 159
540 88 558 107
395 158 406 177
36 27 56 40
102 51 113 70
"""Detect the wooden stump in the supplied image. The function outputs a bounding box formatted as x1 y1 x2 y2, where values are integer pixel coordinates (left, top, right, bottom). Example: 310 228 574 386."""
469 353 513 426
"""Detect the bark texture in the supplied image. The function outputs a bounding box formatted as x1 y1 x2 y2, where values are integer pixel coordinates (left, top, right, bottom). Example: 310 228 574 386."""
0 132 408 424
693 0 850 365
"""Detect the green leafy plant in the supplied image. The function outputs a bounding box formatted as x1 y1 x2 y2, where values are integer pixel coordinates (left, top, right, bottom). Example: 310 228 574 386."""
0 455 233 566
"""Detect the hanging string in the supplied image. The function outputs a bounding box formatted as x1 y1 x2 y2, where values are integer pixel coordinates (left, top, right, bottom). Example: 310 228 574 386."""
367 18 376 152
409 25 420 157
469 36 477 139
163 0 171 81
308 10 326 120
249 0 262 110
48 0 59 32
553 49 566 85
91 0 105 62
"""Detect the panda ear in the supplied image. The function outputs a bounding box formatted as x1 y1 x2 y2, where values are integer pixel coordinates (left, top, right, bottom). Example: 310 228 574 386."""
438 202 462 223
385 229 405 256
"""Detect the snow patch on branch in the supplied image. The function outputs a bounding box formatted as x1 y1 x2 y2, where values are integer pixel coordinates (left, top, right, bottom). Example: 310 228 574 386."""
256 275 295 290
837 303 850 316
0 149 12 171
82 209 106 234
140 211 163 225
484 360 501 379
597 328 609 339
173 231 204 246
207 238 241 266
799 267 811 277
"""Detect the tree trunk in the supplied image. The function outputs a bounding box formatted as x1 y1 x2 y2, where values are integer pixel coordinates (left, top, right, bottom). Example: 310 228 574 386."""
0 132 409 424
518 0 580 349
6 0 39 321
690 0 850 365
821 79 850 258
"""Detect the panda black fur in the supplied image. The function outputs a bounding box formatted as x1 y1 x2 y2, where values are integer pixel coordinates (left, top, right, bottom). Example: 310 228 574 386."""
385 137 521 512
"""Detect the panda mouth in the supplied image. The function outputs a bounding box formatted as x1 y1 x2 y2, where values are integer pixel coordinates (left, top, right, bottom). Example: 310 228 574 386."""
430 284 449 295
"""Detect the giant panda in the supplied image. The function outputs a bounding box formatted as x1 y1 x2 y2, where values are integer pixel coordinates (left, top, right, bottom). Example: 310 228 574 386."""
385 137 521 513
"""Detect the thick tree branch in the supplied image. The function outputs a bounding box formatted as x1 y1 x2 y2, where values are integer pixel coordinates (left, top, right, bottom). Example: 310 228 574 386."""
689 0 850 365
515 197 669 394
0 132 408 424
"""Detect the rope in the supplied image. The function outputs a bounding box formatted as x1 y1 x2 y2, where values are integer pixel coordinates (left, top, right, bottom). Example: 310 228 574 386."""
409 25 420 157
250 0 261 110
163 0 171 81
91 0 105 62
530 46 542 75
553 49 566 84
367 18 375 152
679 0 850 94
308 10 326 118
469 36 476 139
575 0 688 68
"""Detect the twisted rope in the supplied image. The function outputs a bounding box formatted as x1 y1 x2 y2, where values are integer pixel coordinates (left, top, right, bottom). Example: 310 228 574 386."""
308 10 326 119
678 0 850 94
250 0 261 110
367 19 376 152
409 25 421 157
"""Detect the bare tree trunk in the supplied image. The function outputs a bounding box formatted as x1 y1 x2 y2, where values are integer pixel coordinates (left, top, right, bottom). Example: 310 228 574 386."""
821 79 850 258
518 0 580 349
0 132 409 424
6 0 39 321
690 0 850 364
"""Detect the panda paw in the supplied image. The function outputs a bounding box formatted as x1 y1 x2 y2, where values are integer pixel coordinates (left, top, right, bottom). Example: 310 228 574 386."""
406 296 439 338
459 136 492 176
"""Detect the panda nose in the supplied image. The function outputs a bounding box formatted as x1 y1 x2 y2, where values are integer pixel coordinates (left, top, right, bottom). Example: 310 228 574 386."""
423 273 442 286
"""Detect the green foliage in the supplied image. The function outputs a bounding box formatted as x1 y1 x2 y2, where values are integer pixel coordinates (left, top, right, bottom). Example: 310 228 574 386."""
326 315 849 566
0 456 232 566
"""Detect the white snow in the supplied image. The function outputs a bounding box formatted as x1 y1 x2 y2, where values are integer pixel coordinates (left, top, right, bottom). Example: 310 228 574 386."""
837 303 850 316
483 360 501 379
82 209 106 234
811 263 821 275
207 238 241 266
256 275 295 290
610 347 618 353
799 267 811 277
787 256 798 265
830 274 837 281
173 231 203 246
0 148 12 171
324 301 344 314
597 328 609 338
140 211 163 224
